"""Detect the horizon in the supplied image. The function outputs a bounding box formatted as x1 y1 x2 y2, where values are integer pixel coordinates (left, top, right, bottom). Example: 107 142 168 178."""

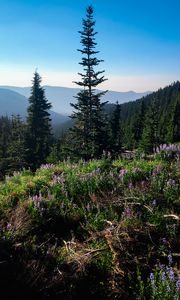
0 0 179 91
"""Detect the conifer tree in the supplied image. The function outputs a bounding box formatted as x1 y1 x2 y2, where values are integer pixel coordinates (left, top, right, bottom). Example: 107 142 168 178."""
110 101 122 155
0 116 11 178
26 72 52 170
7 115 26 172
70 5 107 159
140 97 159 153
172 94 180 142
133 101 146 147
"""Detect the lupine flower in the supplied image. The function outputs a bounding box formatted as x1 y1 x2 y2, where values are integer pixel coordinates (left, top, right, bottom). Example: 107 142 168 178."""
6 223 12 230
176 276 180 292
150 272 155 285
152 199 157 206
161 237 168 244
166 179 176 187
123 207 134 219
128 181 133 189
40 163 55 170
152 165 162 176
161 271 166 283
168 254 173 265
169 268 175 281
119 169 128 178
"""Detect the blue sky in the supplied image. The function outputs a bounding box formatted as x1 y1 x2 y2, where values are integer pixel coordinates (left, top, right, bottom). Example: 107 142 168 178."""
0 0 179 91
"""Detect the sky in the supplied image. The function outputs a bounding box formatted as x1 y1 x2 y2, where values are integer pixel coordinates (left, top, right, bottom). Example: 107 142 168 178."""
0 0 180 92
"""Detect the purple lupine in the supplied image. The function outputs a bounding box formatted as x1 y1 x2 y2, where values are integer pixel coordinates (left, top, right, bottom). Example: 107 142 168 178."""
169 268 175 281
152 165 162 176
161 237 168 244
150 272 155 286
6 223 12 230
161 271 166 283
176 276 180 292
152 199 157 206
128 181 133 189
166 179 176 187
123 207 133 218
40 163 55 170
155 144 180 156
168 254 173 265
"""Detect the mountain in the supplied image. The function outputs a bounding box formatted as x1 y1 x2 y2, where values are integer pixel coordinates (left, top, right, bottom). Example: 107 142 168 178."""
1 85 150 114
0 88 68 126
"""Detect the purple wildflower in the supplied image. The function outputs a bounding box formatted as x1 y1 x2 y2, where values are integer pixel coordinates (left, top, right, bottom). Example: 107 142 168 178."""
168 254 173 265
168 268 175 281
119 168 128 177
40 163 55 170
128 181 133 189
6 223 12 230
150 272 155 286
161 237 167 244
176 277 180 292
152 199 157 206
161 271 166 283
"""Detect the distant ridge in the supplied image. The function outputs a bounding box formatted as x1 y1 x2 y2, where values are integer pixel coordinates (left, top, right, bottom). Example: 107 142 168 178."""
0 85 151 114
0 88 68 126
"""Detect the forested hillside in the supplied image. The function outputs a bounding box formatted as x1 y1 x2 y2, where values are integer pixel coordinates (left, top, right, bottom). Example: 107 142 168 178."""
118 81 180 149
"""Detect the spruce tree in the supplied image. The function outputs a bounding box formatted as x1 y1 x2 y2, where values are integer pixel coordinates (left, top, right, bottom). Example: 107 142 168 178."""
140 97 159 153
110 101 122 155
7 115 26 172
26 72 52 170
133 101 146 147
70 5 107 160
172 94 180 142
0 116 11 178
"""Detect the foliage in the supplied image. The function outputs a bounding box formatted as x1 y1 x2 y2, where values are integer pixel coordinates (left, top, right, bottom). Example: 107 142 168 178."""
25 71 52 170
69 5 108 159
0 147 179 298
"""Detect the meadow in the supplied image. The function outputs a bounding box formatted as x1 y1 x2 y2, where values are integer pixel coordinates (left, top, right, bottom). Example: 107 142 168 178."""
0 144 179 299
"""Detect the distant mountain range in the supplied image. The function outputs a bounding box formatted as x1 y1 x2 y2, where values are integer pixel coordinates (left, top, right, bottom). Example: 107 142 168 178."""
0 85 151 115
0 88 68 126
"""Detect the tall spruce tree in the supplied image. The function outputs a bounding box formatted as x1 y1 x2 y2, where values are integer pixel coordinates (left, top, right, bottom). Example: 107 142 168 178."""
70 5 107 160
26 72 52 170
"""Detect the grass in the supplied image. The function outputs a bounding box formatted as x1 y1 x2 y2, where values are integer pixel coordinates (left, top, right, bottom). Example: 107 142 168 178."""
0 150 179 299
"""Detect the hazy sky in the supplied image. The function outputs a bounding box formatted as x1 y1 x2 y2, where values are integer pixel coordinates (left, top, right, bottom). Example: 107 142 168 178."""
0 0 179 91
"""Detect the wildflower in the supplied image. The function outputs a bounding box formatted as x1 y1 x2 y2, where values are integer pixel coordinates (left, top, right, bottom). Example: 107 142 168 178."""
152 165 162 176
168 254 173 265
6 223 12 230
150 272 155 288
152 199 157 206
40 163 55 170
128 181 133 189
176 276 180 292
161 237 168 244
169 268 175 281
119 168 128 177
123 207 133 218
161 271 166 283
166 179 176 187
